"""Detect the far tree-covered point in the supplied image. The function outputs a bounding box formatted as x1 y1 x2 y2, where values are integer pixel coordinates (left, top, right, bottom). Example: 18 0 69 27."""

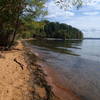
43 21 83 40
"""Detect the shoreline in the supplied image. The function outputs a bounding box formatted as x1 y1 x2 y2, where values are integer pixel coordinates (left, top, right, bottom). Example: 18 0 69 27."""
36 61 82 100
24 40 83 100
0 40 83 100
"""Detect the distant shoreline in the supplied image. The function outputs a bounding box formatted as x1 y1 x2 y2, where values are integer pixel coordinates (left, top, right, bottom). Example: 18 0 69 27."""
45 38 83 40
23 38 100 41
84 38 100 40
45 38 100 40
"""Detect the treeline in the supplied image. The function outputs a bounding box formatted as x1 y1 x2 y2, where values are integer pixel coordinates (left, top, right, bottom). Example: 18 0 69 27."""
44 21 83 39
31 21 83 40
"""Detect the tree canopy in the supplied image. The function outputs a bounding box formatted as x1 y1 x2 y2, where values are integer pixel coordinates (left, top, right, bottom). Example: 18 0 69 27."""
0 0 47 49
31 21 83 40
55 0 89 9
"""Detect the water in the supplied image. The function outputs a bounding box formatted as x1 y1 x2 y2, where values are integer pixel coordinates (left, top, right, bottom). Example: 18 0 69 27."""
28 39 100 100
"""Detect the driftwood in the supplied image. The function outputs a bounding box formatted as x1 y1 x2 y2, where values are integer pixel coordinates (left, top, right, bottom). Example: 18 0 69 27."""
14 58 24 70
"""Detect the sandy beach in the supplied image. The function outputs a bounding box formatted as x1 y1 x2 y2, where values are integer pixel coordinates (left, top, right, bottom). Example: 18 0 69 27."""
0 41 34 100
0 41 82 100
0 41 54 100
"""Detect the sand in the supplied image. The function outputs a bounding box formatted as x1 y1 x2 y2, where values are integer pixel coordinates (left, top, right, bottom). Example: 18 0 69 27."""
0 42 34 100
0 41 53 100
36 61 82 100
0 41 82 100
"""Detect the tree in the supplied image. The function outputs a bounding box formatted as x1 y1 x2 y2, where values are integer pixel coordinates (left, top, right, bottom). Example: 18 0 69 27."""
44 21 83 39
0 0 47 49
0 0 24 48
55 0 83 9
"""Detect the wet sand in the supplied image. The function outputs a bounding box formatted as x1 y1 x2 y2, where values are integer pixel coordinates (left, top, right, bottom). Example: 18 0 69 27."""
37 61 82 100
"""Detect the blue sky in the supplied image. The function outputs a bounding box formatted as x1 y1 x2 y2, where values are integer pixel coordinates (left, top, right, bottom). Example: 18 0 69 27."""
45 0 100 38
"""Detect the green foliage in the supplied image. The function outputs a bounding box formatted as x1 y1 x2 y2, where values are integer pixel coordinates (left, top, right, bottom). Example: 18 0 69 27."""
22 20 83 40
19 20 46 39
0 0 25 47
0 0 47 48
44 21 83 39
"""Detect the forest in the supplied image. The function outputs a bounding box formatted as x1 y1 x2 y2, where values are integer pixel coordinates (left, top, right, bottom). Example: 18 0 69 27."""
20 20 83 40
43 21 83 39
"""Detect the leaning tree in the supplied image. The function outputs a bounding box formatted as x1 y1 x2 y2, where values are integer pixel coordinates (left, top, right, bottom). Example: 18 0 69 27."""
0 0 47 49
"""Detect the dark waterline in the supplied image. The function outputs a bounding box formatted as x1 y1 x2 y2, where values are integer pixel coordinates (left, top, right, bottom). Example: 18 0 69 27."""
27 39 100 100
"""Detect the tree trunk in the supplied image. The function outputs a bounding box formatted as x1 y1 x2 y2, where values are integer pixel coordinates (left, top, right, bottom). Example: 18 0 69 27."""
7 9 20 49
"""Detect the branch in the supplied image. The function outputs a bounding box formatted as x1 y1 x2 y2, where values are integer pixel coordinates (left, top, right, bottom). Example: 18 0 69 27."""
14 58 24 70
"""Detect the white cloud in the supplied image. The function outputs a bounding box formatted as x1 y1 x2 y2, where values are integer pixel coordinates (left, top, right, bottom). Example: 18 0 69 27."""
45 1 75 19
65 11 75 16
86 0 100 5
46 11 74 18
83 12 100 15
86 0 100 10
64 16 100 38
66 16 100 29
46 14 56 18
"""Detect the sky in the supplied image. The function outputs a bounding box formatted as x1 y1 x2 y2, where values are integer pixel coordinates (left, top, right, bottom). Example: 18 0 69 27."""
45 0 100 38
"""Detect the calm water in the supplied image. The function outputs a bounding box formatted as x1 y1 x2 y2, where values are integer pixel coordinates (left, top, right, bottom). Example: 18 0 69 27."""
28 39 100 100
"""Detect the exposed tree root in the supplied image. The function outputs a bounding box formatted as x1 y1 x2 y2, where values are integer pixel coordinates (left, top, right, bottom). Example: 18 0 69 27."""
14 58 24 70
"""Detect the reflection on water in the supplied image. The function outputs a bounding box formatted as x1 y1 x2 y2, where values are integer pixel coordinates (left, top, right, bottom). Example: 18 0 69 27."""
28 39 100 100
29 40 82 56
